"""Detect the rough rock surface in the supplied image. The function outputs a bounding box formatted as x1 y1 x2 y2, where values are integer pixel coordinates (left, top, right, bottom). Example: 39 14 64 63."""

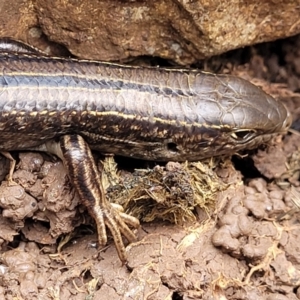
0 1 299 63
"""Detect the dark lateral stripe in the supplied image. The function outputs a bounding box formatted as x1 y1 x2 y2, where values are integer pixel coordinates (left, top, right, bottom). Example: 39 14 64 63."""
0 74 195 98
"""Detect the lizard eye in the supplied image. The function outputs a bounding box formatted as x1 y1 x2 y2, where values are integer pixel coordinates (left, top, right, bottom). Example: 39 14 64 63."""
230 129 257 142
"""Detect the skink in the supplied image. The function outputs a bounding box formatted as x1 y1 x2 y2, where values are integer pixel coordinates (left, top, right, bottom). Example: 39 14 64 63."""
0 39 292 262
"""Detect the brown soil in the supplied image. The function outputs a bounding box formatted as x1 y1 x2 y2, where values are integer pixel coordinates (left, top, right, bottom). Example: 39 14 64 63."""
0 35 300 300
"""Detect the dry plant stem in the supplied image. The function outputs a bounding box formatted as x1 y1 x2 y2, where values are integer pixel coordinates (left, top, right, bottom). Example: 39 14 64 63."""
1 151 16 184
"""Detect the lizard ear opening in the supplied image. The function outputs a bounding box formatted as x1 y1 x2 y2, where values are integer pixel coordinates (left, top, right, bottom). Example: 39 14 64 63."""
167 142 179 152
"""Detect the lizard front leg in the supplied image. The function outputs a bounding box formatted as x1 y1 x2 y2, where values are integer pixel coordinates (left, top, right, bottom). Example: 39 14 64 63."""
59 134 139 262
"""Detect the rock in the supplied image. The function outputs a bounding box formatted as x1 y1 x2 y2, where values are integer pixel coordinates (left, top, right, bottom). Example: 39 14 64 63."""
0 1 299 63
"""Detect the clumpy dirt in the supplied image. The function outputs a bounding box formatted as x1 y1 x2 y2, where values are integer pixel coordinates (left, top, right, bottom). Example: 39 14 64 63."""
0 35 300 300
